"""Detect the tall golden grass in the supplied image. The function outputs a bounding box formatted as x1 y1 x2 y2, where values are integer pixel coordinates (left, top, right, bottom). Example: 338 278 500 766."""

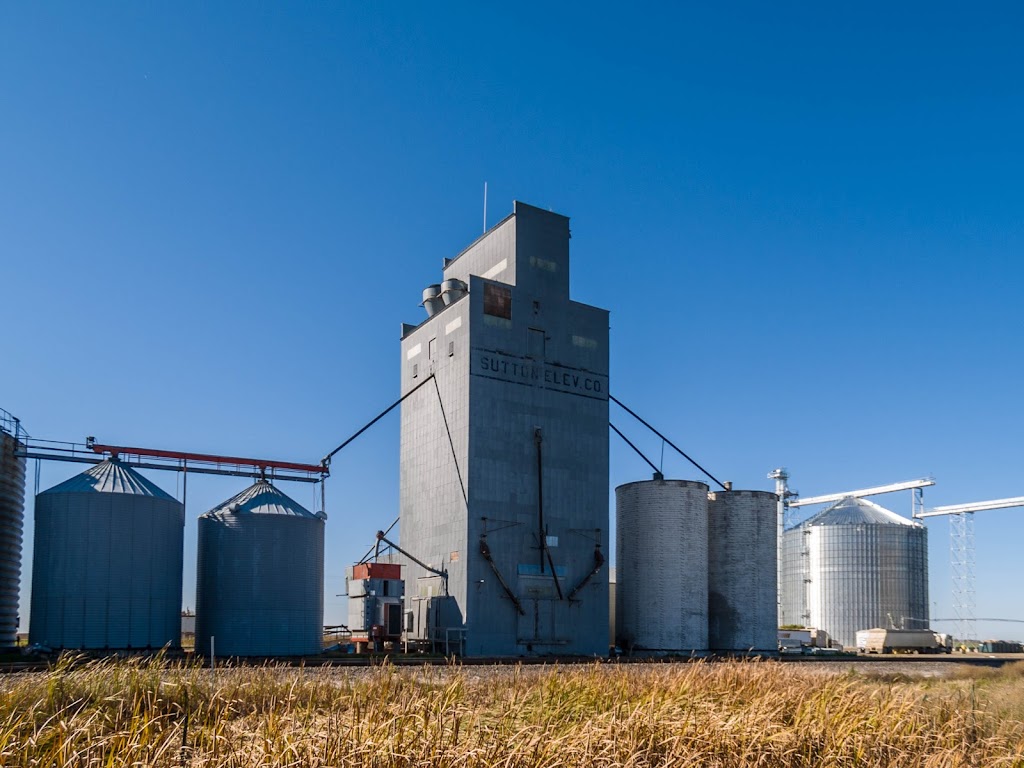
2 655 1023 766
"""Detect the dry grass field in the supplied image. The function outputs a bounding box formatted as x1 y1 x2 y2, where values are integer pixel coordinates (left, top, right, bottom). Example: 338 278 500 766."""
2 655 1023 766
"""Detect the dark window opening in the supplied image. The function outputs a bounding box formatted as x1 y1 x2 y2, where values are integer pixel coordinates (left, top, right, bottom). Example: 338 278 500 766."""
483 283 512 319
528 328 545 359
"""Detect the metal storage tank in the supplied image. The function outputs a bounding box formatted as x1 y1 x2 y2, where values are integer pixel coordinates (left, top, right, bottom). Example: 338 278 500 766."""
615 478 708 652
1 414 27 648
707 490 778 652
29 459 184 650
195 479 324 657
780 496 928 649
779 520 808 628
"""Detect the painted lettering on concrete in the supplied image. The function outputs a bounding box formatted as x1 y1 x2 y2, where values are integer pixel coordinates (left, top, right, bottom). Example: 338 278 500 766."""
473 349 607 398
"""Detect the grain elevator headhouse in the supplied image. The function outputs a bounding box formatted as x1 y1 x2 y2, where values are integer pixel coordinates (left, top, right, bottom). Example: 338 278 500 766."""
399 201 609 656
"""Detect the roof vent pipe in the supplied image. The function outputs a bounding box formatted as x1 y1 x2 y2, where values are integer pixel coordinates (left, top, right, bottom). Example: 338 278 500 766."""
723 481 733 491
422 284 443 316
440 278 468 306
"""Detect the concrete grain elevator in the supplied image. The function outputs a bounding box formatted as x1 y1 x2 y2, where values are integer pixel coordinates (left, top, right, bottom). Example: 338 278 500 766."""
399 202 609 656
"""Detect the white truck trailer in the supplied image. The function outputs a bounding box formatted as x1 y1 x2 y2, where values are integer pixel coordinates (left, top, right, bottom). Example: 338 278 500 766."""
856 628 952 654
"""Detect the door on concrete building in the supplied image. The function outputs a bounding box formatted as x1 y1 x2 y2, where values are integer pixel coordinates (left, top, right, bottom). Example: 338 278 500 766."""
385 603 403 638
528 328 545 359
517 597 570 649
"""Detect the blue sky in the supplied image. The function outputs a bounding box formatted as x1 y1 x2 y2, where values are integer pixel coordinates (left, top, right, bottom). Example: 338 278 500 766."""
3 3 1022 640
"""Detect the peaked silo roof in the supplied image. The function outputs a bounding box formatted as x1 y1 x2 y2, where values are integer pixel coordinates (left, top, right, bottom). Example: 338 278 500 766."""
802 496 919 527
201 479 321 519
40 459 175 499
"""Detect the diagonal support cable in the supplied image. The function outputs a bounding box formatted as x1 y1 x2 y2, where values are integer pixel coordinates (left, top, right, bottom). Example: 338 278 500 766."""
433 376 468 507
323 374 435 464
610 422 660 475
609 394 727 490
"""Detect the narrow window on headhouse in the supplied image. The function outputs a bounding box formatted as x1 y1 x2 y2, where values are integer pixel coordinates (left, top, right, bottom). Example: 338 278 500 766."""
483 283 512 319
528 328 545 359
428 337 437 360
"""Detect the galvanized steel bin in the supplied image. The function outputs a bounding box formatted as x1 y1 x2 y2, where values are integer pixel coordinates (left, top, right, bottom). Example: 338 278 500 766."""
0 426 26 647
781 497 928 649
195 480 324 657
29 460 184 650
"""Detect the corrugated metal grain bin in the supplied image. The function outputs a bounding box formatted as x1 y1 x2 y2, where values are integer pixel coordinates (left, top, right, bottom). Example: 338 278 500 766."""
707 490 778 652
195 480 324 657
615 478 708 652
0 422 27 648
779 520 808 628
780 496 928 649
29 460 184 650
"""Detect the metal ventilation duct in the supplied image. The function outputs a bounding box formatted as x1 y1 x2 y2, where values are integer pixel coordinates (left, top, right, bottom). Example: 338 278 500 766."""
422 284 443 316
440 278 467 306
195 479 324 657
29 460 184 650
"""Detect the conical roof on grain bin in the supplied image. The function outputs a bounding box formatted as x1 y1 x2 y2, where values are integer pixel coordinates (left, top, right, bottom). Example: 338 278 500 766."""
41 459 176 498
796 496 920 528
201 479 326 520
195 479 325 657
30 459 184 650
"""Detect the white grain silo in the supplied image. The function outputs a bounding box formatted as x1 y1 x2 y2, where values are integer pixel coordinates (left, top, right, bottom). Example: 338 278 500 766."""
615 478 708 652
0 414 27 648
29 459 184 650
707 490 778 653
780 496 928 649
195 479 324 657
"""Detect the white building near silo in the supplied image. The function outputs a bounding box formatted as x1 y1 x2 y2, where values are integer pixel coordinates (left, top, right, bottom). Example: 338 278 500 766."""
780 496 928 649
399 201 610 657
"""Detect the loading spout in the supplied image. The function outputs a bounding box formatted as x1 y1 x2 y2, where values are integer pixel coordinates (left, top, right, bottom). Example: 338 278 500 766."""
375 530 449 595
567 547 605 601
546 546 564 600
479 537 526 616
